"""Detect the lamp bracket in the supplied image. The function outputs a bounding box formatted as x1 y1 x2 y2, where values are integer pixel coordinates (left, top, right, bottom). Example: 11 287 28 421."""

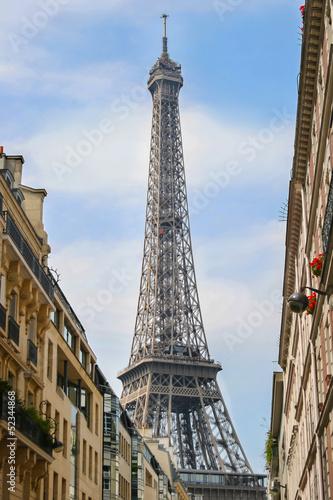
300 286 327 296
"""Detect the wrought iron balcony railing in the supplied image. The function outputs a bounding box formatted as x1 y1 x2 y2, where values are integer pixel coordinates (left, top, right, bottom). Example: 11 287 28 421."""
0 303 6 331
27 339 38 366
0 391 53 455
8 316 19 346
323 175 333 255
3 212 54 300
0 392 52 456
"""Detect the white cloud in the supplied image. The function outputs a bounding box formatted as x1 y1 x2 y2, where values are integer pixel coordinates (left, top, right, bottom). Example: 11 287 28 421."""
15 102 294 207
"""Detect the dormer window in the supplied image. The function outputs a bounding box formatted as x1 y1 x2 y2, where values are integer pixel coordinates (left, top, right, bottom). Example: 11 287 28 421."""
1 169 14 189
12 188 24 206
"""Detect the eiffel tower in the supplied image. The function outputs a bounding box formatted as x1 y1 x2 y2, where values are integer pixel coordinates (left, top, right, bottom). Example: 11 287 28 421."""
118 17 265 491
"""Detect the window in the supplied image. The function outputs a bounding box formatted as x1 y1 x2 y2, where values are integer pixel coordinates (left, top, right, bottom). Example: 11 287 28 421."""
61 478 66 500
12 188 24 206
103 478 111 490
104 413 111 432
95 404 99 435
51 309 60 329
53 472 58 500
89 446 92 480
82 440 87 474
47 340 53 380
94 452 98 484
64 322 76 353
27 391 34 407
146 469 152 487
63 419 68 458
81 388 90 426
1 169 14 189
79 347 87 369
8 294 17 320
28 318 36 343
46 401 51 418
55 411 60 442
90 361 94 379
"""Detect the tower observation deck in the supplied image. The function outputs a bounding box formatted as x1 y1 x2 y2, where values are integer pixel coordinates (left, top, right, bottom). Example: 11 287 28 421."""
118 15 266 499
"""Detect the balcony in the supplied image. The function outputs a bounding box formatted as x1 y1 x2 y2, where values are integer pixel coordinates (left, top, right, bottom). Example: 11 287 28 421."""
323 175 333 255
27 339 38 366
8 316 19 346
3 212 54 300
0 391 53 456
0 303 6 331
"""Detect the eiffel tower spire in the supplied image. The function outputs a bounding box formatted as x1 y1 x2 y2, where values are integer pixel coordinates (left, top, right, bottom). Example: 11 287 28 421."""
118 17 252 474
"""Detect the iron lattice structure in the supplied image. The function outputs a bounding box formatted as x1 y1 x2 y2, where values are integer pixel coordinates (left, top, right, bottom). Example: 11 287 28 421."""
118 21 252 475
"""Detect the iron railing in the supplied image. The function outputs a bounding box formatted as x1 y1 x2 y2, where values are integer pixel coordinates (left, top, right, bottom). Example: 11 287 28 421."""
117 355 222 375
323 175 333 255
27 339 38 366
8 316 19 346
179 470 266 489
3 212 54 300
0 391 53 455
0 303 6 331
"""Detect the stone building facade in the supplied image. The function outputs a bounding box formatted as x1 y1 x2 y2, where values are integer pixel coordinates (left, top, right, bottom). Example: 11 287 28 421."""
269 1 333 498
0 149 103 499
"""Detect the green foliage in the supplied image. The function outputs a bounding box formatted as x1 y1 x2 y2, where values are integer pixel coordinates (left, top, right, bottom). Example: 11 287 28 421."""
20 403 54 433
264 432 273 467
0 379 14 393
0 379 54 434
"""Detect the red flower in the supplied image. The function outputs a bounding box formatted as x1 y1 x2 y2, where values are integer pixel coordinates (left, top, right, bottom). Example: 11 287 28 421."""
307 292 317 315
310 254 324 277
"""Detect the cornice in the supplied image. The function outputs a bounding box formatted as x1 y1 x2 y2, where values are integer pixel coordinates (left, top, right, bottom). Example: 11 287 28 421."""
292 0 325 184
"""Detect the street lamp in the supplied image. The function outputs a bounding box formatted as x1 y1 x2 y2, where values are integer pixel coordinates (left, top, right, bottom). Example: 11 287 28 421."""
287 286 327 314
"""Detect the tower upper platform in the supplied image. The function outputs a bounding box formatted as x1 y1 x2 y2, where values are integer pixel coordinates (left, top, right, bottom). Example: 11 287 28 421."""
148 15 183 94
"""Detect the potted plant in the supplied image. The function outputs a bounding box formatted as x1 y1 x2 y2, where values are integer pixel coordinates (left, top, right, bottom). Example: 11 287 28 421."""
306 293 317 315
309 253 324 277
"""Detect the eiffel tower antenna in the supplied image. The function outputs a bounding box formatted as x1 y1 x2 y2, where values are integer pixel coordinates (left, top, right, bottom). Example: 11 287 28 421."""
118 16 256 479
161 13 169 53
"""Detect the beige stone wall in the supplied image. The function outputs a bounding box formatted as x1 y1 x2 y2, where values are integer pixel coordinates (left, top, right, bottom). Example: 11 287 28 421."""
272 1 333 499
43 293 103 500
119 421 132 497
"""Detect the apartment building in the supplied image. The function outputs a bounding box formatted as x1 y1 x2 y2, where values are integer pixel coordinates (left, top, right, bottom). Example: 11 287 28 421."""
0 149 103 499
268 1 333 498
95 367 188 500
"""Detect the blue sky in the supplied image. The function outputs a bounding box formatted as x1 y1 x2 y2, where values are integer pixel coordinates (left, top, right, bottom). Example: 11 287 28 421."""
1 0 301 473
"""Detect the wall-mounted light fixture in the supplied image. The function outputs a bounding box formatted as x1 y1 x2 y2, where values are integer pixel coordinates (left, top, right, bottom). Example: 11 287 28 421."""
287 286 328 314
269 481 287 496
